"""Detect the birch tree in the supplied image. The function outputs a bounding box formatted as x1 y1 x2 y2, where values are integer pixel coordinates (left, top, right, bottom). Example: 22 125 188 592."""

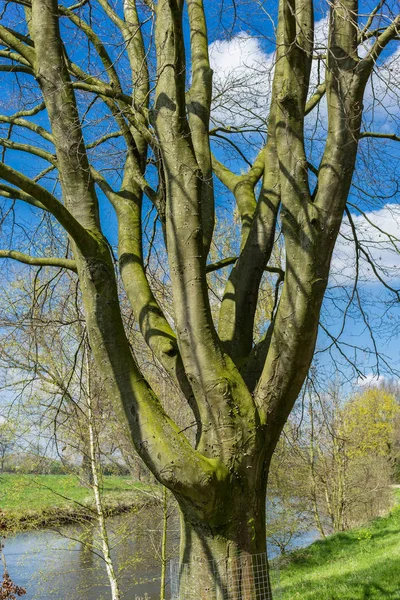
0 0 399 597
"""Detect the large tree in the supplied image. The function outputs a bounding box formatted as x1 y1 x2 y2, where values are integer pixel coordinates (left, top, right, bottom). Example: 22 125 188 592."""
0 0 399 597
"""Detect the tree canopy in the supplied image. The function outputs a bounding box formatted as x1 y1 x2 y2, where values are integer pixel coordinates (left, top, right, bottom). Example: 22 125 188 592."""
0 0 399 597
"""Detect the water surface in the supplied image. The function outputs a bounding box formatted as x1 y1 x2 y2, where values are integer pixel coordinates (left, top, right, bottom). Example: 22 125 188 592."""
4 510 319 599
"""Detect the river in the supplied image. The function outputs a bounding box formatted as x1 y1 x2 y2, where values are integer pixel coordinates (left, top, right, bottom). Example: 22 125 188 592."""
4 509 319 599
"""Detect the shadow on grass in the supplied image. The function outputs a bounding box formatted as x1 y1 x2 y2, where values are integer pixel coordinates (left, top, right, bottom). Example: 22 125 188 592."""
285 517 400 569
362 582 394 599
280 556 400 600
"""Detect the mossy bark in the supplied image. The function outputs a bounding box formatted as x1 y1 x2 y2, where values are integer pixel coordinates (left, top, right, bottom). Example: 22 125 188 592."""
175 477 270 600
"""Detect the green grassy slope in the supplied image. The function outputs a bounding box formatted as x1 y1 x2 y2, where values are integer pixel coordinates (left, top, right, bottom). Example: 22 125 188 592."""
279 495 400 600
0 474 152 531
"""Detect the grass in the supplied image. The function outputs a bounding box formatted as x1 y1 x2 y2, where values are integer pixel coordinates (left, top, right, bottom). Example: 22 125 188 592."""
278 491 400 600
0 474 154 532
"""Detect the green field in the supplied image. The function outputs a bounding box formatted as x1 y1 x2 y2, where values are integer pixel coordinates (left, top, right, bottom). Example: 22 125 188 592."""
0 474 153 531
279 491 400 599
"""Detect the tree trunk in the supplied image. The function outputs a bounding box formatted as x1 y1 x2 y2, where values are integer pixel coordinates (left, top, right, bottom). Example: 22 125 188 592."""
160 486 168 600
173 487 272 600
86 349 121 600
80 450 94 487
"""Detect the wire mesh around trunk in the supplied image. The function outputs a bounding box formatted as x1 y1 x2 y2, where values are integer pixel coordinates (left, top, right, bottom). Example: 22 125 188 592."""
169 552 281 600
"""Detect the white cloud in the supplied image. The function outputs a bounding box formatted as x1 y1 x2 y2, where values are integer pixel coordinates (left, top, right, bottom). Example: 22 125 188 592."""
209 18 330 129
356 373 385 388
331 204 400 286
209 17 400 136
209 33 274 127
363 45 400 131
210 34 268 75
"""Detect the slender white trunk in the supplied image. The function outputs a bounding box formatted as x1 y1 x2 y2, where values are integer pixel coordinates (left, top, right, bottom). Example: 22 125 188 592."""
308 398 326 538
86 351 121 600
160 486 168 600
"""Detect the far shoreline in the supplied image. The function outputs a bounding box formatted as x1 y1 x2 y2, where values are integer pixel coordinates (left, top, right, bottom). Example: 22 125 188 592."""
0 473 160 535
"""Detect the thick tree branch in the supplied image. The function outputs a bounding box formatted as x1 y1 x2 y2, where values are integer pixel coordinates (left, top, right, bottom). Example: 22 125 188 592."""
187 0 214 253
211 78 327 200
0 182 47 210
360 131 400 142
0 250 77 272
0 64 34 74
0 162 88 242
206 256 284 278
0 114 53 143
218 122 280 364
305 82 326 115
89 3 194 418
86 131 122 150
363 13 400 65
211 154 241 192
0 49 31 66
155 0 258 462
29 0 101 233
103 166 199 426
255 0 323 449
216 0 318 368
9 102 46 119
206 257 238 274
0 138 55 163
254 0 375 456
212 149 265 230
0 25 36 64
27 0 218 495
90 164 159 214
218 0 319 367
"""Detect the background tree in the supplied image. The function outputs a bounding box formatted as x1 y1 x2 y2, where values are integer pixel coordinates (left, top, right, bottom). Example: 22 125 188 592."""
0 0 399 598
274 381 399 538
0 423 17 474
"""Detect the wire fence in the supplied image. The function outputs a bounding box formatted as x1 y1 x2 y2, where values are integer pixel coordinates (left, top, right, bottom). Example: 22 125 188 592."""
170 552 281 600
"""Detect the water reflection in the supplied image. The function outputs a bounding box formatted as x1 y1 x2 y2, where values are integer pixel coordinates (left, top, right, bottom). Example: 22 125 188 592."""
5 509 319 600
5 509 178 600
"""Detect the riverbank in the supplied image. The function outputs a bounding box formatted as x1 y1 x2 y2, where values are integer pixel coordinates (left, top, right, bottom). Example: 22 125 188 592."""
279 490 400 599
0 474 158 533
